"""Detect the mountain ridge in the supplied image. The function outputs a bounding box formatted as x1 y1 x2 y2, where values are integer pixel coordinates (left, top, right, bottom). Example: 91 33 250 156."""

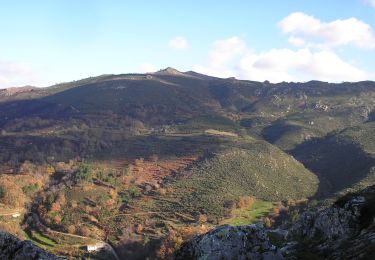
0 69 375 259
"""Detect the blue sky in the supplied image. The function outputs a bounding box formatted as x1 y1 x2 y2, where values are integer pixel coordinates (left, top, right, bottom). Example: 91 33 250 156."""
1 0 375 87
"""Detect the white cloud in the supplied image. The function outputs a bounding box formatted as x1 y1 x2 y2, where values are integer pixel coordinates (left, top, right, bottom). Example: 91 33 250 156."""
208 37 246 66
239 48 368 82
279 12 375 49
193 37 246 78
168 36 188 49
0 60 42 88
194 37 370 83
138 62 157 73
192 13 373 82
288 36 306 47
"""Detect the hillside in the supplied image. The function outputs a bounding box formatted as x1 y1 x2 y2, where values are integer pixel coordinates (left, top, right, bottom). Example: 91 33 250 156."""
162 142 318 219
292 122 375 196
0 69 375 258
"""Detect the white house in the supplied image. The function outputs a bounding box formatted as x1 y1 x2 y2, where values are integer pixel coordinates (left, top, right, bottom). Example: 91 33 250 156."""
11 213 21 218
86 242 106 252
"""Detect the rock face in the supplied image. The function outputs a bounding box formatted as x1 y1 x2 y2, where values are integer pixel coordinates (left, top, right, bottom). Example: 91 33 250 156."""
288 186 375 259
291 198 363 240
175 224 283 260
0 231 62 260
176 185 375 259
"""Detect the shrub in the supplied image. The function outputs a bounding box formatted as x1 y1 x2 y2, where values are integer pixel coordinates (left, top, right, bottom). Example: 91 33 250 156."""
46 194 56 206
97 171 118 186
74 163 93 182
22 183 39 195
197 214 208 224
129 185 141 198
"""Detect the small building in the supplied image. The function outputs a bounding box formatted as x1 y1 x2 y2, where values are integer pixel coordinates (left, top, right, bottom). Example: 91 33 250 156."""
85 242 106 252
11 213 21 218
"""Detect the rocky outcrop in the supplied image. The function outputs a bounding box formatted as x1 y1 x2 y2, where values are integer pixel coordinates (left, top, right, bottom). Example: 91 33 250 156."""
287 186 375 259
0 231 63 260
175 224 283 260
290 198 363 240
176 185 375 259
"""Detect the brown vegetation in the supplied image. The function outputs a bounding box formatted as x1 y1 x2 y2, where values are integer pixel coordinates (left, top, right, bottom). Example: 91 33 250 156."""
124 156 198 188
156 225 210 259
237 196 256 209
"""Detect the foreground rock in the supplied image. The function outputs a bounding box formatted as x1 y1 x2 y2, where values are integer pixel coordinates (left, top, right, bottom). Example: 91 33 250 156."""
175 224 283 260
288 185 375 259
0 231 63 260
176 185 375 259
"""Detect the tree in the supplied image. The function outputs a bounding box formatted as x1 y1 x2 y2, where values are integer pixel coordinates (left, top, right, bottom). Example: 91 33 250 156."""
0 186 5 199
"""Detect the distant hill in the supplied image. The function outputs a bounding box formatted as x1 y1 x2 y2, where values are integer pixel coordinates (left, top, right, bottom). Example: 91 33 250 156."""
1 69 374 127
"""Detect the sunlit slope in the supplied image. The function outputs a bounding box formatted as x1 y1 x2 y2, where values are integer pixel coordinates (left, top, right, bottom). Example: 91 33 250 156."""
162 141 318 219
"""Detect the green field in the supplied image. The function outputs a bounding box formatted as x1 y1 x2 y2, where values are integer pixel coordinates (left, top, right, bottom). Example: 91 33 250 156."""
221 200 273 226
25 229 57 250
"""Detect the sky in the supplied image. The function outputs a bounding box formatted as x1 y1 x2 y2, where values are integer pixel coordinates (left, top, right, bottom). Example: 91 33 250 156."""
1 0 375 88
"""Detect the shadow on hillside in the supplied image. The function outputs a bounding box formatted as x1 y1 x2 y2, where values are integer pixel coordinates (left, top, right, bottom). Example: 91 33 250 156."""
115 238 161 260
369 109 375 122
0 129 229 167
290 135 375 198
0 99 79 127
92 134 228 161
261 122 300 144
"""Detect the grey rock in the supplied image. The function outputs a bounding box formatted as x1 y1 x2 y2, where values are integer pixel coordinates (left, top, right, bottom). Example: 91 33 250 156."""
0 230 63 260
175 224 284 260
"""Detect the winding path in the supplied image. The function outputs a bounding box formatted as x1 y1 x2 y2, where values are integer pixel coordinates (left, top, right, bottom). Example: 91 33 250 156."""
31 213 120 260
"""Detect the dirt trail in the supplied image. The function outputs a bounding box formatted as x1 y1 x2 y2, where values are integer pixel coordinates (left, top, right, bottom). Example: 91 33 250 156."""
0 206 23 217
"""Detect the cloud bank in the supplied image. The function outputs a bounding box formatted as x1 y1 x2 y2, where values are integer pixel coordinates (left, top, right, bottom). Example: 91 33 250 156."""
279 12 375 49
194 13 373 82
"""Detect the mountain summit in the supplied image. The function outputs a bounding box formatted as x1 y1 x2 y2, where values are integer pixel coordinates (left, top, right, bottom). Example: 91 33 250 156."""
153 67 187 76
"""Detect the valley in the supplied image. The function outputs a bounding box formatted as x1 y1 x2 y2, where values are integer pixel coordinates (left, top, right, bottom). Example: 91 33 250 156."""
0 69 375 259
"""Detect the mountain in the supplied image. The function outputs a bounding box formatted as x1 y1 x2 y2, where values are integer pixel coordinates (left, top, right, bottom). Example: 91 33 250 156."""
1 69 374 192
0 69 375 258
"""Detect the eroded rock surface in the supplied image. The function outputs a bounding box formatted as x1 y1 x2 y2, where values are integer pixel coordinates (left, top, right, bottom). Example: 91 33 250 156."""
175 224 283 260
0 231 63 260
